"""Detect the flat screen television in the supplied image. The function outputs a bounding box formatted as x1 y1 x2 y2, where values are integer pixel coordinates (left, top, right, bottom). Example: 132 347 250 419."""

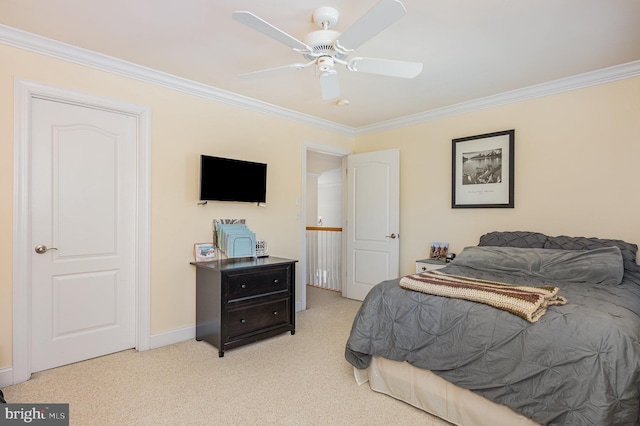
199 155 267 203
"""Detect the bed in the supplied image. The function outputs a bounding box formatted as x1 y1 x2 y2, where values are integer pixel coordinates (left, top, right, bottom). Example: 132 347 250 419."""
345 231 640 425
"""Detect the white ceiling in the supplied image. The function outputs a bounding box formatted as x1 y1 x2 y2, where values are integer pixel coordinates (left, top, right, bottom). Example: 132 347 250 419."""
1 0 639 129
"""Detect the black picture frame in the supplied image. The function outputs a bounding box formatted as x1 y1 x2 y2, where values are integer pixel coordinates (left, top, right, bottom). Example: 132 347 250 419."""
452 129 515 208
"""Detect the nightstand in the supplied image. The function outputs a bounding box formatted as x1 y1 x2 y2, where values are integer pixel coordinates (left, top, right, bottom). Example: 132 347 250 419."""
415 258 447 273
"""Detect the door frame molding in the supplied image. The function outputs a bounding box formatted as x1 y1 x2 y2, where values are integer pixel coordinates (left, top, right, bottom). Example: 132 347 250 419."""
12 79 151 384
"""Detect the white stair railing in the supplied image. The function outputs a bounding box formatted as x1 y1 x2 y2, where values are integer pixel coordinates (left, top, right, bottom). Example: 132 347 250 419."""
306 227 342 291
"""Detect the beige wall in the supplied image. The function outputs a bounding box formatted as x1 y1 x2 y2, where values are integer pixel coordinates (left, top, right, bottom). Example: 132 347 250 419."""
0 44 354 369
2 40 639 374
354 76 640 275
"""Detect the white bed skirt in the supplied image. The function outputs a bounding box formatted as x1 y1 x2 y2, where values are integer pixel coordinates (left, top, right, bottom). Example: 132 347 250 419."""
354 356 540 426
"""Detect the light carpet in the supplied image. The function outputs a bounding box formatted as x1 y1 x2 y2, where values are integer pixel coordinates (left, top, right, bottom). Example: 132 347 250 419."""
3 286 451 425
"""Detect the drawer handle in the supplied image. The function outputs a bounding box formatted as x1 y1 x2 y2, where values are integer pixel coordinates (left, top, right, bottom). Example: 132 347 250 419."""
240 319 246 323
273 279 279 284
241 284 247 289
273 311 278 315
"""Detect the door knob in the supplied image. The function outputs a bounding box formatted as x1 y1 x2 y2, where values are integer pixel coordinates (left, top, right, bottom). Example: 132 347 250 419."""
35 244 58 254
385 233 398 239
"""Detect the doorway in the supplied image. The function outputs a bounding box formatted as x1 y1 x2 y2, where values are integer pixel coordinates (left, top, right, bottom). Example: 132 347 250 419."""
299 145 400 308
300 143 349 311
306 151 344 292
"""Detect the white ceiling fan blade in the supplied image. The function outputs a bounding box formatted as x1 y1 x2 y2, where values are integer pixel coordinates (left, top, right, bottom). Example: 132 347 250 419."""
348 57 422 78
335 0 407 51
233 11 311 51
239 61 315 78
319 70 340 100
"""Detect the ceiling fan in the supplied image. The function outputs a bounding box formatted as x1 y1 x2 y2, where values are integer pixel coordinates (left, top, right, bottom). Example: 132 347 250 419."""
232 0 423 101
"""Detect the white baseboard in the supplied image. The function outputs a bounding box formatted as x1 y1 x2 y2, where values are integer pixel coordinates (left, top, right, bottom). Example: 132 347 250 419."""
0 367 13 388
149 325 195 350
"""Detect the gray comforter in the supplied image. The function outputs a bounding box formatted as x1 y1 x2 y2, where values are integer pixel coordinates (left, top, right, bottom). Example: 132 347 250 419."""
345 246 640 425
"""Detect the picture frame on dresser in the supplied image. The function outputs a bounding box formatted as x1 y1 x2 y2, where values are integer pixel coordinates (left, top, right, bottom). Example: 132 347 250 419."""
429 242 449 260
452 129 515 208
194 243 216 262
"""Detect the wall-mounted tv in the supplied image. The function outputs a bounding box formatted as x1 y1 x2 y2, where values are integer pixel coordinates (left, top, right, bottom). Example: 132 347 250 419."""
199 155 267 203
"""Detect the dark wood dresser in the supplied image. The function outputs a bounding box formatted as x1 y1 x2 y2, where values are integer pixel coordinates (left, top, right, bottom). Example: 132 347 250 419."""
193 256 296 357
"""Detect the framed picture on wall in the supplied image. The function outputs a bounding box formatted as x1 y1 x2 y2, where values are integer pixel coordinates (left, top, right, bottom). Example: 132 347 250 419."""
452 129 515 208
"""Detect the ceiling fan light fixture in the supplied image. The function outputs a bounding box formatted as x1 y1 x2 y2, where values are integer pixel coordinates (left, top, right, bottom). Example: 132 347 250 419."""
319 69 337 79
317 56 335 72
319 69 340 100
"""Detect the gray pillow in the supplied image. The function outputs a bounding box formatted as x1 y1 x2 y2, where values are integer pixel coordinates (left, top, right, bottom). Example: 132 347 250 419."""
478 231 548 249
453 245 625 285
544 235 639 272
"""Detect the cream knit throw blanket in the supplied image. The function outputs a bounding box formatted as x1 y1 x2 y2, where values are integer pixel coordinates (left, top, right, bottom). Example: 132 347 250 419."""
399 270 567 323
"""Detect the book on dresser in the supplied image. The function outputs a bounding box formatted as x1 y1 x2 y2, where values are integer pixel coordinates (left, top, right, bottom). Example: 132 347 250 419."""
192 256 297 357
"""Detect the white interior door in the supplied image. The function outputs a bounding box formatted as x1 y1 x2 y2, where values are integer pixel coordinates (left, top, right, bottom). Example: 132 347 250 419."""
345 149 400 301
30 97 137 372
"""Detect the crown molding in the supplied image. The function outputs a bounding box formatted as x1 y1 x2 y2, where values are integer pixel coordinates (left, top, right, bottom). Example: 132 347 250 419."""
2 24 638 138
355 59 640 135
0 24 354 136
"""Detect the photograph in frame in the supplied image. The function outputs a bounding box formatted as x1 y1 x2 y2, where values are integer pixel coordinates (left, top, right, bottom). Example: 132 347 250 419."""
430 242 449 260
452 129 515 208
194 243 216 262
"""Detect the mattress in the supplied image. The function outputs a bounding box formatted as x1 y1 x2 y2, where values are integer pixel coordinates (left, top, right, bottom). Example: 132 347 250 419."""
355 356 539 426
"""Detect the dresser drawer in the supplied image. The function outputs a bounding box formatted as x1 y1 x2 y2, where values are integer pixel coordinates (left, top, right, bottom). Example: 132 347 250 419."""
226 266 290 301
415 259 447 273
227 299 290 338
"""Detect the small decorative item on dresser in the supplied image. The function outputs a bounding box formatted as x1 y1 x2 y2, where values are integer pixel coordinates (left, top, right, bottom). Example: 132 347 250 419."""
256 240 269 257
429 242 449 260
194 243 216 262
446 253 456 263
